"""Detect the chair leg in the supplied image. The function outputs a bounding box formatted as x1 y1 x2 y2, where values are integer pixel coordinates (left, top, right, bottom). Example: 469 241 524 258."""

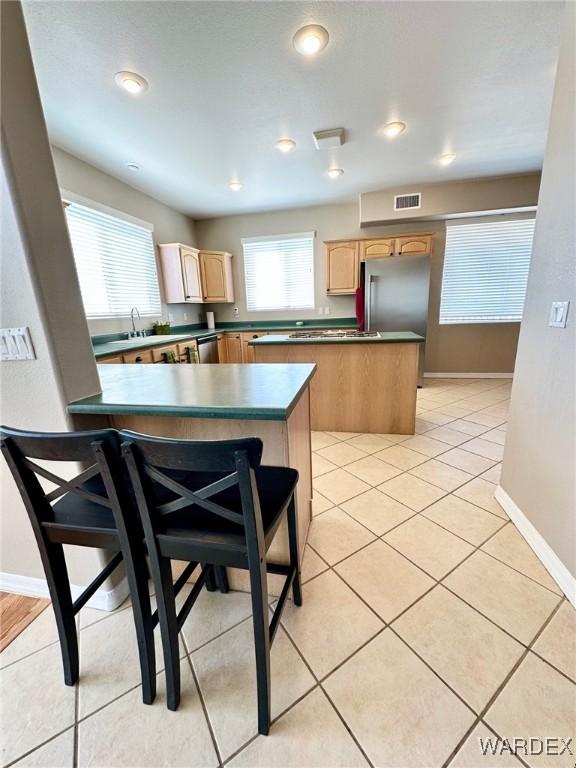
122 547 157 705
287 496 302 607
153 556 181 711
214 566 229 594
204 565 217 592
248 557 271 735
42 542 79 686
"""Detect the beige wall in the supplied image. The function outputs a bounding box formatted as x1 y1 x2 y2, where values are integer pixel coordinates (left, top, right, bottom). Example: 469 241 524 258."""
196 179 539 373
1 1 103 585
501 2 575 580
360 173 541 226
51 147 199 335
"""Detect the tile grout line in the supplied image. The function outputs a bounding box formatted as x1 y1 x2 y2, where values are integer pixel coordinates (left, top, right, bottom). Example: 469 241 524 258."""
183 639 223 768
441 597 566 768
73 614 80 768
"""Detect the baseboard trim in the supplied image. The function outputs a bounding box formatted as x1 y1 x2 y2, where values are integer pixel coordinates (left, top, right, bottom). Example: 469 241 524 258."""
495 486 576 607
0 572 129 611
424 372 514 379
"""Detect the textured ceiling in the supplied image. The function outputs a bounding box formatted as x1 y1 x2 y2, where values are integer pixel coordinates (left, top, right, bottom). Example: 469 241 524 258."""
23 1 562 218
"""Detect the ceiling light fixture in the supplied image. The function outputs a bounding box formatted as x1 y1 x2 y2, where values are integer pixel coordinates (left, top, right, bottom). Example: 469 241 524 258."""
327 168 344 179
114 71 149 95
275 138 297 153
382 121 406 139
127 163 140 171
228 180 243 191
293 24 329 56
438 153 456 166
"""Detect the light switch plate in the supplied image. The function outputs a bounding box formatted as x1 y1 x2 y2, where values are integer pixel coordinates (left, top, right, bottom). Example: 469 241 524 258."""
549 300 570 328
0 327 36 360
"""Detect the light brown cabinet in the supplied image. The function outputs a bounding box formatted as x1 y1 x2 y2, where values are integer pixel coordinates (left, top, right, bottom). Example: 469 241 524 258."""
199 251 234 303
241 332 267 363
325 234 433 294
123 349 154 364
325 241 360 295
225 333 243 363
159 244 234 304
216 334 227 363
150 344 180 363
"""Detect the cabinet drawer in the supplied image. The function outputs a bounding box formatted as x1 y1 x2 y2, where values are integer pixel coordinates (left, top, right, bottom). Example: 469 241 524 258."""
240 332 267 342
98 355 124 364
123 349 153 364
150 344 179 362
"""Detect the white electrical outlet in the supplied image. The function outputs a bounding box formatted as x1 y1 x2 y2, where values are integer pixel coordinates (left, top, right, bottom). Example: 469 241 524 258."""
318 307 324 315
168 312 174 321
183 312 188 320
549 300 569 328
324 305 330 315
233 306 240 317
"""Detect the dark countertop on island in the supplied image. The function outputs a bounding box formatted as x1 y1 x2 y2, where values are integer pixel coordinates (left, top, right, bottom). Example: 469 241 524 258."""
250 331 425 346
68 363 316 420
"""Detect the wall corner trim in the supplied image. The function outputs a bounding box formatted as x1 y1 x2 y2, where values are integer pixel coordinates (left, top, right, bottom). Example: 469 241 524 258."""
495 486 576 607
0 572 129 612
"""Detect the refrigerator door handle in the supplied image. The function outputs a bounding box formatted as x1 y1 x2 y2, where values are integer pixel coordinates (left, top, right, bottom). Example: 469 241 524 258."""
365 275 374 330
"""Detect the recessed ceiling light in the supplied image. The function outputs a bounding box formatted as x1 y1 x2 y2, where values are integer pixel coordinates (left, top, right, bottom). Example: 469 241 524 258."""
275 138 297 153
327 168 344 179
127 163 140 171
228 180 243 191
293 25 329 56
114 71 149 95
382 121 406 139
438 153 456 166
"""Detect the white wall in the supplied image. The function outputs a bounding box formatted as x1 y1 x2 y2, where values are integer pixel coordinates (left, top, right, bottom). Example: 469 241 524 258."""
51 146 200 335
500 2 575 583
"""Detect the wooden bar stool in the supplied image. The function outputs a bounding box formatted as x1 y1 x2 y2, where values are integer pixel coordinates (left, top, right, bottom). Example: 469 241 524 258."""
117 430 303 735
0 426 157 702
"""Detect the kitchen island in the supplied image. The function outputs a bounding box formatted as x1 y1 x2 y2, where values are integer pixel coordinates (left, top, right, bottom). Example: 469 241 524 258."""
68 362 316 590
252 331 423 434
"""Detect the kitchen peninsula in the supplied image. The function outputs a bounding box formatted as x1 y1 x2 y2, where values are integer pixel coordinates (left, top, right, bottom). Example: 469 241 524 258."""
252 331 423 434
67 362 316 590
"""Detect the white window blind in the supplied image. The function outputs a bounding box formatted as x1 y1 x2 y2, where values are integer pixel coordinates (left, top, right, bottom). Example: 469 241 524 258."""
242 232 315 312
439 217 535 324
64 200 161 319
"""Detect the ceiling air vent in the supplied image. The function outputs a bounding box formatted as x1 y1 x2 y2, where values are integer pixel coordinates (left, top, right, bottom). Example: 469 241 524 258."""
394 193 421 211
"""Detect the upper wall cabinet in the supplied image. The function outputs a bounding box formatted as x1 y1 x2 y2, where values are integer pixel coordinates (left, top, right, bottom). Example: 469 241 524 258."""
159 244 234 304
325 241 360 294
325 234 433 294
199 251 234 303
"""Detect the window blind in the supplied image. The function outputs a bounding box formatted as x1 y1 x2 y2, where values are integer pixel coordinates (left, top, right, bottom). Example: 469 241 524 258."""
439 217 535 324
242 232 315 311
64 201 161 319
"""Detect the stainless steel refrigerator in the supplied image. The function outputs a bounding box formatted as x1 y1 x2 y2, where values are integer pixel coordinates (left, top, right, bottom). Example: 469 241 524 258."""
364 255 431 386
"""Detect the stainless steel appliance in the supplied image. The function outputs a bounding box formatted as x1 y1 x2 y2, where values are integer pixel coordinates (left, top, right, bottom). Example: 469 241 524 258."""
364 255 431 385
197 334 219 364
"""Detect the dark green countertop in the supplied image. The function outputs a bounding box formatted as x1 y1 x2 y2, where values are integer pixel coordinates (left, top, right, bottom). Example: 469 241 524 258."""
92 320 359 359
68 363 317 420
250 331 425 346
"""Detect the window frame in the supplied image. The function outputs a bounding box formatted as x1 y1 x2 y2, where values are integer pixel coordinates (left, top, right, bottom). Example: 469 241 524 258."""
62 190 162 320
439 214 536 326
241 231 316 313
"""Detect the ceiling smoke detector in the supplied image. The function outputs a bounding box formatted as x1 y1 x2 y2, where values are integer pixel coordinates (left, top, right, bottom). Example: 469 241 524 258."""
312 128 345 150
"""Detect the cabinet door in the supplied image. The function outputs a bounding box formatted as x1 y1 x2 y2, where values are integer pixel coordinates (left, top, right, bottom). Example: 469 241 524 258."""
240 332 266 363
360 239 395 260
217 335 227 363
200 252 233 302
181 249 203 302
225 334 243 363
326 242 359 294
123 349 153 364
150 344 180 362
396 235 432 255
177 342 198 363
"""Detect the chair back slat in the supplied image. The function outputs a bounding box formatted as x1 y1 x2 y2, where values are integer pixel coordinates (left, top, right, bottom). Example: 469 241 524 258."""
119 431 263 539
0 426 120 523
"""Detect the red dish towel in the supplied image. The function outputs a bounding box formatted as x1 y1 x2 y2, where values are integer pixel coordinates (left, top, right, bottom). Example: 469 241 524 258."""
355 285 365 331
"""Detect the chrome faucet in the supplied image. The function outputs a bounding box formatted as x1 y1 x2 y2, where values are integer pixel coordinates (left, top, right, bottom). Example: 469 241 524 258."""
129 307 144 338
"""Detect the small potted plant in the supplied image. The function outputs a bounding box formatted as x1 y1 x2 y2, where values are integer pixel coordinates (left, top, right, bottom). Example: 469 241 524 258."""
152 319 171 335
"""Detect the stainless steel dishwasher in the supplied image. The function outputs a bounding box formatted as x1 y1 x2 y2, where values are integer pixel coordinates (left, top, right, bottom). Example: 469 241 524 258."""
197 334 219 364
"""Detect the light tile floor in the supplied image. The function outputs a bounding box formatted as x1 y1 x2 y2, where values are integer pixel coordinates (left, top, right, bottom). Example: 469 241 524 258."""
1 379 575 768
